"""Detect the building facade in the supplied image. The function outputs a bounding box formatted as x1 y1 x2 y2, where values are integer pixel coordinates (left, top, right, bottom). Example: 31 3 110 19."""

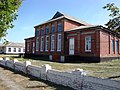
0 42 25 54
25 11 120 62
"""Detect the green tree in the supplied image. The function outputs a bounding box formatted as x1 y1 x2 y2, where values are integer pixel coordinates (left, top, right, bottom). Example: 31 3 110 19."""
103 3 120 32
0 0 23 39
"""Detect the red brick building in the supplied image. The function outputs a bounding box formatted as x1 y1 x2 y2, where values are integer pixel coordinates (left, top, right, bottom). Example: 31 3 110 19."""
25 11 120 62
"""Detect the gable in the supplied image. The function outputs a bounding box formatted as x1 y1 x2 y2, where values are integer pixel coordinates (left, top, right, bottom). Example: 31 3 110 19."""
52 11 64 19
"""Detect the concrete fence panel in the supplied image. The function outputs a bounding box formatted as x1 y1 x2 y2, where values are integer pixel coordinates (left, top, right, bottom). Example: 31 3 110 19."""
83 76 120 90
27 65 42 78
6 60 14 69
0 59 6 66
14 62 26 73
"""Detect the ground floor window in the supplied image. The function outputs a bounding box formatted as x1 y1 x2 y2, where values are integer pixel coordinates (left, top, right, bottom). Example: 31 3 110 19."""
13 48 16 52
45 36 49 51
85 36 91 52
112 39 115 53
116 40 119 53
40 36 44 51
8 48 11 52
57 33 61 51
36 37 39 51
18 48 21 52
51 35 55 51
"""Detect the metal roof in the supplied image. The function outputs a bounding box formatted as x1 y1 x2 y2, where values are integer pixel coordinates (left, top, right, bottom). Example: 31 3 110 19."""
0 42 25 48
34 11 92 27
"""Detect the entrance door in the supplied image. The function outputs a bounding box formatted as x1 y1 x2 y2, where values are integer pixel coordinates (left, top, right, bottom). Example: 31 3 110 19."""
69 38 74 55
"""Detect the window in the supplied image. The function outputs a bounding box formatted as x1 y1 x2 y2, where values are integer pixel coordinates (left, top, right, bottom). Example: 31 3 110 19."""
58 23 62 32
116 40 119 53
51 25 55 33
36 37 39 51
35 29 39 37
57 33 61 51
18 48 21 52
85 36 91 52
46 27 49 35
45 36 49 51
112 39 115 52
14 48 16 52
40 28 44 35
27 43 30 52
40 36 44 51
51 35 55 51
8 48 11 52
23 49 25 52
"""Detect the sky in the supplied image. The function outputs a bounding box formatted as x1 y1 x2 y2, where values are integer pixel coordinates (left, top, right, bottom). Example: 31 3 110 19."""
3 0 120 43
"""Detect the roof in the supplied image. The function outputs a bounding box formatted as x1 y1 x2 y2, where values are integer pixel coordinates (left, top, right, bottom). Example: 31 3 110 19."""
65 25 99 32
34 11 92 27
24 37 35 40
65 25 120 38
0 42 25 48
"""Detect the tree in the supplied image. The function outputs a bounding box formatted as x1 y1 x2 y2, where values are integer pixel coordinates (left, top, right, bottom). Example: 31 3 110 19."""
0 0 23 39
103 3 120 32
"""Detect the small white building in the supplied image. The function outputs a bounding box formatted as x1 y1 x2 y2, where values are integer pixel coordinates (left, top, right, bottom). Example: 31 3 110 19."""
0 42 25 54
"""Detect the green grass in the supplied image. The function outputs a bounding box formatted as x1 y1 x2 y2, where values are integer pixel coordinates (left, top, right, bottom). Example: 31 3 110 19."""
1 54 120 81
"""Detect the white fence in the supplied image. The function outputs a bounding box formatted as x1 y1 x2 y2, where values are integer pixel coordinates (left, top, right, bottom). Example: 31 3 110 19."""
0 58 120 90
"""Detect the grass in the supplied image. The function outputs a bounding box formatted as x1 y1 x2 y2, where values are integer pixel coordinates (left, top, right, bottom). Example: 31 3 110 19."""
1 54 120 81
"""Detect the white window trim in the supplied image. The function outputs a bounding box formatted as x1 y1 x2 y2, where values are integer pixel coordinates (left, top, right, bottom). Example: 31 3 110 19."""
57 33 61 51
40 36 44 51
51 35 55 51
45 35 49 51
85 36 91 52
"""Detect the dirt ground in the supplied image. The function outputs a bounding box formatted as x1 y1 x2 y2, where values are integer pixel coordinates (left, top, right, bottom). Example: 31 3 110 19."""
0 66 73 90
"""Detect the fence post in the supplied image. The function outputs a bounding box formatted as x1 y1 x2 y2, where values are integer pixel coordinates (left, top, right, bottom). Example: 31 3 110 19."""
41 64 51 80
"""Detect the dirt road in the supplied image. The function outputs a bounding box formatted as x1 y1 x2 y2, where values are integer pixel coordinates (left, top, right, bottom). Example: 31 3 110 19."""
0 67 73 90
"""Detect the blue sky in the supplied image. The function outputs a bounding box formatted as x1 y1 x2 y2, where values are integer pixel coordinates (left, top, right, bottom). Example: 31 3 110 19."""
4 0 120 43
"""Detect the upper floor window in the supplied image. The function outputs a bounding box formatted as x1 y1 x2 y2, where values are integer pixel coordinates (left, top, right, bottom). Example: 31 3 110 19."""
13 48 16 52
35 29 39 37
85 36 91 52
57 33 61 51
46 27 49 35
51 35 55 51
8 48 11 52
45 36 49 51
51 25 55 33
40 28 44 36
116 40 119 53
58 23 62 32
18 48 21 52
112 39 115 53
40 36 44 51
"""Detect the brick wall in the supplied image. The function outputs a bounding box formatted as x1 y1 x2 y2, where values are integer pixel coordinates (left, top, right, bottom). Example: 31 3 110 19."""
100 30 120 57
64 19 81 31
66 29 100 57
